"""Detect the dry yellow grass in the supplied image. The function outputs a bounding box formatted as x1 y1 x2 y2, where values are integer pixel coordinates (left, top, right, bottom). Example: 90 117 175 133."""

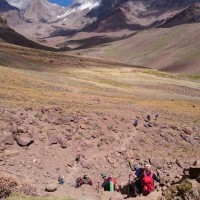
0 42 200 125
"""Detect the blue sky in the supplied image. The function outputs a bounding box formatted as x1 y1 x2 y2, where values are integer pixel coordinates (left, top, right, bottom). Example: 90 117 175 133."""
48 0 74 7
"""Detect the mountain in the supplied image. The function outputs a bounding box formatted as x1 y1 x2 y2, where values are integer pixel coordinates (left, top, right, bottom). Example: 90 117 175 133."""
2 0 200 34
84 0 200 32
0 0 25 28
160 3 200 28
0 15 54 50
0 0 17 12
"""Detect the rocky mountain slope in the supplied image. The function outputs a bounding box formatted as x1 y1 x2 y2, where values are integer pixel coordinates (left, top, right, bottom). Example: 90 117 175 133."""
0 15 54 50
160 3 200 28
2 0 199 34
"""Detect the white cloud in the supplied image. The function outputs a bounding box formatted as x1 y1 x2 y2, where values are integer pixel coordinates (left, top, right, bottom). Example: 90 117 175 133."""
6 0 31 10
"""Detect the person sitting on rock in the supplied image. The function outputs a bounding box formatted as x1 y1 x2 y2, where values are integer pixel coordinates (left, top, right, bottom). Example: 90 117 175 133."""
75 175 93 188
136 164 160 196
58 176 65 185
100 173 117 191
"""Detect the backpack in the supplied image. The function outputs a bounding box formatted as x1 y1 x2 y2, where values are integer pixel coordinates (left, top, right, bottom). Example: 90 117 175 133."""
83 178 91 185
142 170 154 193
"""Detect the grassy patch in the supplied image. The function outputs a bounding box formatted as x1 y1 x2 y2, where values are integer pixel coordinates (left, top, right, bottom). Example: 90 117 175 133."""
164 180 192 200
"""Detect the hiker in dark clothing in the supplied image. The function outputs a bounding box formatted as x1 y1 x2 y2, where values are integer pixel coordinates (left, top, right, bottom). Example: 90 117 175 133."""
129 164 143 196
155 113 159 120
133 118 139 127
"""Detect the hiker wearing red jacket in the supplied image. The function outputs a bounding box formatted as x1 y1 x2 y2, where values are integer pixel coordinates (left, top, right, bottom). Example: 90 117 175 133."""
134 164 160 196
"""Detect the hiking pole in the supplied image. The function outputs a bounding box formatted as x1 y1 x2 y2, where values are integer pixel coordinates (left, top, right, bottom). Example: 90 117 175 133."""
97 180 100 193
127 174 131 197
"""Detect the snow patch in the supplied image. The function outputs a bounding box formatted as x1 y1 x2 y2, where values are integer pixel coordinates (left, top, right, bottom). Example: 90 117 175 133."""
6 0 31 10
57 0 100 20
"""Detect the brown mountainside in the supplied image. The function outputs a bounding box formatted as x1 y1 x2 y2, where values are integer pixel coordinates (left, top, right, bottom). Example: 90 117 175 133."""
160 3 200 28
0 16 54 50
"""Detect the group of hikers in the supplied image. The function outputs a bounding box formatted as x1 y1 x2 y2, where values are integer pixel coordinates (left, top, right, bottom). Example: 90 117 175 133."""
56 113 161 197
133 113 159 127
71 163 160 197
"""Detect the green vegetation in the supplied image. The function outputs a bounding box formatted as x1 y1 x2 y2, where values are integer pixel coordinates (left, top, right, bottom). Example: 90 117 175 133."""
164 180 192 200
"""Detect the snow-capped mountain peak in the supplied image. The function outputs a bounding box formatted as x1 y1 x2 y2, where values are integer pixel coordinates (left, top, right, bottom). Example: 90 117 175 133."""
57 0 101 20
6 0 31 10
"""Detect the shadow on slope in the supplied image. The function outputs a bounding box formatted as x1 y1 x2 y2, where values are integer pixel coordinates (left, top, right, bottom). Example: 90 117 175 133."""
159 3 200 28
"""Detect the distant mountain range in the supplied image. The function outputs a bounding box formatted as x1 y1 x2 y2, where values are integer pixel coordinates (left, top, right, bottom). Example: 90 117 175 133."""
0 0 200 74
0 0 199 47
1 0 199 32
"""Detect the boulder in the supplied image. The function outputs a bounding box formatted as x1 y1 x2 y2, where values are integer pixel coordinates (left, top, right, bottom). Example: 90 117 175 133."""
149 158 163 169
193 160 200 167
17 126 26 133
0 142 5 151
3 133 15 145
45 182 58 192
16 136 34 147
10 124 18 134
59 137 67 148
80 123 87 130
176 159 185 169
182 127 193 135
48 134 59 145
189 167 200 179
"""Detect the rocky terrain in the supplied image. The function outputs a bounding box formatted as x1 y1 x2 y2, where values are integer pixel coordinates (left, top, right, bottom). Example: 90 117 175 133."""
0 42 200 199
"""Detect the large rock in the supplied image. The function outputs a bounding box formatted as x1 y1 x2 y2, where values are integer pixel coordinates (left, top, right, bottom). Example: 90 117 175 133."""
59 137 67 148
45 181 58 192
48 134 59 145
149 158 163 169
16 136 34 147
193 160 200 167
3 132 15 145
189 167 200 179
10 124 18 134
182 127 193 135
0 142 5 151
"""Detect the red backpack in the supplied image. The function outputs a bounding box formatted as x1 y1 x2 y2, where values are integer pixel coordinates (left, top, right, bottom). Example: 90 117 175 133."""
142 170 155 193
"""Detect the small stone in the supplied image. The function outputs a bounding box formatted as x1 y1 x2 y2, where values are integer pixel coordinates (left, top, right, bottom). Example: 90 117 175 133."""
193 160 200 167
4 150 20 157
